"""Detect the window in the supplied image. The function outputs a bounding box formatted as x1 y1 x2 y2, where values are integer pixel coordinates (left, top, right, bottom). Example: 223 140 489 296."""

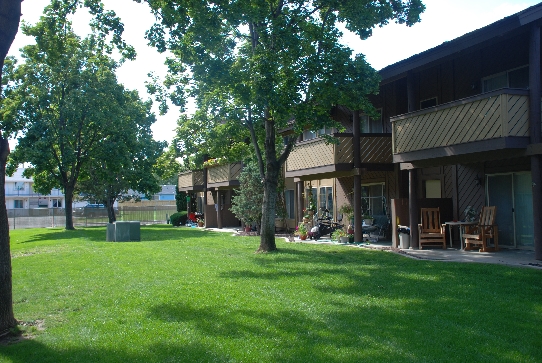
52 199 62 208
318 126 333 136
305 187 317 210
420 97 437 110
361 183 385 216
483 66 529 92
425 180 441 198
319 187 333 216
285 190 295 219
361 111 383 133
302 129 316 141
14 182 24 192
14 200 23 208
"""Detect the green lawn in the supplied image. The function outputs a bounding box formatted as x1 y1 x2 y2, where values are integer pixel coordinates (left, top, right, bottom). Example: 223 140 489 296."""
1 225 541 362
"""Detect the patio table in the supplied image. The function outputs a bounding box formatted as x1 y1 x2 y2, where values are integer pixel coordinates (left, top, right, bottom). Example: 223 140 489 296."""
444 221 477 249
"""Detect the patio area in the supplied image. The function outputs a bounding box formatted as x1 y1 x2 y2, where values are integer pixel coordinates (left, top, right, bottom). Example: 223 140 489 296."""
205 226 542 270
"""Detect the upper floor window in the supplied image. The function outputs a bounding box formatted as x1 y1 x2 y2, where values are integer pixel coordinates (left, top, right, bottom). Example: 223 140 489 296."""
318 126 333 136
483 66 529 93
361 110 383 133
420 97 437 110
14 182 25 191
14 200 23 208
302 129 316 141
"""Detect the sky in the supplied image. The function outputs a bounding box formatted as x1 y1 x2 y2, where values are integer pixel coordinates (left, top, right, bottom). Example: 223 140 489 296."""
7 0 541 149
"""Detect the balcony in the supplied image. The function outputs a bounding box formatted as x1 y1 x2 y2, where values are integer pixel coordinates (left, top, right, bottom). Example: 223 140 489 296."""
391 89 531 164
177 170 205 192
285 133 392 179
207 162 242 188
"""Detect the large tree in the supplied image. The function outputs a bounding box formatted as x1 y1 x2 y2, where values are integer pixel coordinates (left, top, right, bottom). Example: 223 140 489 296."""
0 0 23 338
143 0 425 252
77 92 165 223
4 3 138 230
0 0 135 337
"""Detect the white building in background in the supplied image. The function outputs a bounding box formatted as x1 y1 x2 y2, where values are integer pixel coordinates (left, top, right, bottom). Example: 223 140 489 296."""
5 168 65 209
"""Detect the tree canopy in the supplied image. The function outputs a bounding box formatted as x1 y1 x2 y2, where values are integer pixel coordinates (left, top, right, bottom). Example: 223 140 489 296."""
3 2 156 229
144 0 425 251
76 90 165 223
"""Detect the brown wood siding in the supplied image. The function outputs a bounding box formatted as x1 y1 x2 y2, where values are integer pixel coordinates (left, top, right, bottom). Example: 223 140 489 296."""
453 50 482 99
392 91 529 154
480 33 529 78
207 163 242 185
419 66 439 105
440 60 455 104
456 164 485 221
178 170 204 189
443 166 454 199
286 139 336 172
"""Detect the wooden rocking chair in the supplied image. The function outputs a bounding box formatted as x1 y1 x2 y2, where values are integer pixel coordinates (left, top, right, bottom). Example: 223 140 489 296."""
418 208 446 249
463 206 499 252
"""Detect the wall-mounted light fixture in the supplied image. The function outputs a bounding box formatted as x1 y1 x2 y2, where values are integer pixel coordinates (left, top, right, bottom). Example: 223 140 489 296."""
475 175 484 186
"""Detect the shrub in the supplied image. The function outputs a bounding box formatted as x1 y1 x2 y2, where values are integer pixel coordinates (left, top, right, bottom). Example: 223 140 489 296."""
170 211 187 226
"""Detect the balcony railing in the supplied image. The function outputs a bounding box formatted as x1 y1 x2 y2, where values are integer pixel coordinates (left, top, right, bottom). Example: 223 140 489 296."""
286 134 391 173
207 163 242 185
391 89 530 155
178 170 205 190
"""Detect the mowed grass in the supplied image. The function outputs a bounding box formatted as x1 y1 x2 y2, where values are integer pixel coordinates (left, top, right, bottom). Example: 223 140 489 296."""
1 225 542 362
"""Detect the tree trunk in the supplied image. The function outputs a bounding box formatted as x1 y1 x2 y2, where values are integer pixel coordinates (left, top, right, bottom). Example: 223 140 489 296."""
0 0 23 336
106 196 117 223
258 116 279 252
64 186 75 230
0 138 17 336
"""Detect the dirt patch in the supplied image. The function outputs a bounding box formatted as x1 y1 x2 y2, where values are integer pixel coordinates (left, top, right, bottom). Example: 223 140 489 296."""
0 320 45 346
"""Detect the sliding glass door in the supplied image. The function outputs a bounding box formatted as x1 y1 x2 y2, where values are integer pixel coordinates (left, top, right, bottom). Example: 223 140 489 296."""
486 172 533 248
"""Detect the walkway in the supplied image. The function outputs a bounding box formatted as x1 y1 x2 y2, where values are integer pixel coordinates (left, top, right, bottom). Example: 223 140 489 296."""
202 226 542 270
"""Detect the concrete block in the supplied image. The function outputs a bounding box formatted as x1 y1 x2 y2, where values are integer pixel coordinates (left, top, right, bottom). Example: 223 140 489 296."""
115 221 132 242
129 221 141 241
106 223 116 242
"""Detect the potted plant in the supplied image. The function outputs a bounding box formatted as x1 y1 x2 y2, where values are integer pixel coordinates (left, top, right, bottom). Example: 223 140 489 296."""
339 204 354 225
362 213 374 226
197 218 205 227
295 222 308 240
346 223 355 243
331 229 348 243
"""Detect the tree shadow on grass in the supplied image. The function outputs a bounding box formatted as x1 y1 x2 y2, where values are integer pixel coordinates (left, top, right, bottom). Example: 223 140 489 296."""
0 338 229 363
12 225 217 244
13 227 107 244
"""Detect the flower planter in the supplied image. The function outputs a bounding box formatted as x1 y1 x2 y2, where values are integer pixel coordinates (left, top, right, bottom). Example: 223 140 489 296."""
300 235 307 240
339 236 349 243
363 218 374 226
244 226 251 233
198 222 204 227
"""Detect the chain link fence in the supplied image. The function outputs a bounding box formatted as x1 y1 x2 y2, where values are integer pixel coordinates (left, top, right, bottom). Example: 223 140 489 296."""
7 205 179 230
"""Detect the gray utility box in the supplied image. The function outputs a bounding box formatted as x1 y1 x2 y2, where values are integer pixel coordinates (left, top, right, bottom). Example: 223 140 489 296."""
107 221 141 242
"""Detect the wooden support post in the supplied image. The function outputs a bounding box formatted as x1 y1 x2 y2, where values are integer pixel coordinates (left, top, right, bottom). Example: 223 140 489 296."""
296 181 303 224
353 110 363 243
529 24 542 260
217 190 223 229
409 169 419 249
